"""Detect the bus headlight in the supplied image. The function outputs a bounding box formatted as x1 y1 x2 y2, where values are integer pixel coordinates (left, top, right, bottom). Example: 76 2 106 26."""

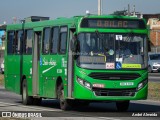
77 77 91 90
137 79 148 91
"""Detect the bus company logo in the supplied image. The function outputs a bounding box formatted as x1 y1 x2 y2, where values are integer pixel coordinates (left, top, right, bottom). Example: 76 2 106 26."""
2 112 11 117
42 57 56 66
113 82 117 88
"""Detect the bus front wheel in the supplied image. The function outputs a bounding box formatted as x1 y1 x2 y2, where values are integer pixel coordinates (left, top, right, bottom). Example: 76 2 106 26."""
116 100 130 112
57 84 70 110
22 79 33 105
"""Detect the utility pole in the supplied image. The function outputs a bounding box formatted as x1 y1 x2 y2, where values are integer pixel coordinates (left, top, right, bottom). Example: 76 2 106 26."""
133 5 136 16
98 0 102 15
128 4 130 16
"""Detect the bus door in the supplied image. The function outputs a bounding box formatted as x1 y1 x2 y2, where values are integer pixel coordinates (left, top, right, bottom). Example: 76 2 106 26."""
32 31 41 96
67 28 75 98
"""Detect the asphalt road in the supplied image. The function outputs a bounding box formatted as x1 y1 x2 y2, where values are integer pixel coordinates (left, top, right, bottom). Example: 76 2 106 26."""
148 73 160 82
0 86 160 120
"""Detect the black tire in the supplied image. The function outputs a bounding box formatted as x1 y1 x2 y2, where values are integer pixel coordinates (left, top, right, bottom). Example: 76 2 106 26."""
116 101 130 112
57 84 71 110
148 66 152 73
22 79 33 105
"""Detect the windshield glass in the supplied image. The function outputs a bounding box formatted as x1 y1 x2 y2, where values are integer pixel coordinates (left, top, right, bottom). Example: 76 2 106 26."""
76 33 147 69
149 54 160 60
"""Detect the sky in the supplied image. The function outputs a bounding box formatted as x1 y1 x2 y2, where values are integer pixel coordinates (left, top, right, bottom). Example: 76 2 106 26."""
0 0 160 24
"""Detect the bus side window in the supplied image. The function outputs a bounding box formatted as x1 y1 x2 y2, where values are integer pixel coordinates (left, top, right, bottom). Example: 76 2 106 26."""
24 30 33 54
7 31 15 54
15 30 23 54
51 27 59 54
43 28 51 54
59 26 68 54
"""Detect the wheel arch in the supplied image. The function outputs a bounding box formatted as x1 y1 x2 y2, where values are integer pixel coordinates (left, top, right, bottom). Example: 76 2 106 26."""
20 75 26 95
55 76 63 98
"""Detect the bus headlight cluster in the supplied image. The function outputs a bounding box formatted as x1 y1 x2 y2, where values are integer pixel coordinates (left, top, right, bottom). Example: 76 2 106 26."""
77 77 91 90
137 79 148 91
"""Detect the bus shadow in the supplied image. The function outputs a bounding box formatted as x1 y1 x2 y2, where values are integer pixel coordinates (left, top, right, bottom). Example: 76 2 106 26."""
41 99 60 109
128 102 160 112
16 99 160 112
75 102 160 112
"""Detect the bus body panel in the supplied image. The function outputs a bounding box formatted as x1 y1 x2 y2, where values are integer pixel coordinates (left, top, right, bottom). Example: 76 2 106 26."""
40 55 58 98
22 55 33 96
4 15 148 105
5 39 21 94
73 65 148 100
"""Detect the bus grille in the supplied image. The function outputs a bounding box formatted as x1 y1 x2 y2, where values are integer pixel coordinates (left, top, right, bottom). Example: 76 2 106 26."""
88 72 140 80
93 88 136 97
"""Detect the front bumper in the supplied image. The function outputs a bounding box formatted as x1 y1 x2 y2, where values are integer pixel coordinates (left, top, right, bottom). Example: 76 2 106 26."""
152 65 160 71
74 81 148 101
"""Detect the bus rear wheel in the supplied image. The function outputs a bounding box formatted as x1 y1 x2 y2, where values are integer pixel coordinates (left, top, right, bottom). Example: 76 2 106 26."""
116 100 130 112
57 84 70 110
22 79 33 105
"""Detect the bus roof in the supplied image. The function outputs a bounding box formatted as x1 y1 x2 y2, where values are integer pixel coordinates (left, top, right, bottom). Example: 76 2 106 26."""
6 15 146 30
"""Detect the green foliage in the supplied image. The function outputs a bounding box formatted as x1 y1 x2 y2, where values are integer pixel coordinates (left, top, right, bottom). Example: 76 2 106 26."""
0 74 4 86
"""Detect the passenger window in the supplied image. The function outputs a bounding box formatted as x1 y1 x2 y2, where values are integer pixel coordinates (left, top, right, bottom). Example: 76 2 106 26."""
15 30 23 54
59 27 67 54
7 31 15 54
24 30 33 54
43 28 51 54
51 27 59 54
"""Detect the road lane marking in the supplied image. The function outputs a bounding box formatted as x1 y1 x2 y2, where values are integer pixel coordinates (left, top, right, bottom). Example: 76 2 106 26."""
149 76 160 79
0 101 61 111
0 101 122 120
133 100 160 104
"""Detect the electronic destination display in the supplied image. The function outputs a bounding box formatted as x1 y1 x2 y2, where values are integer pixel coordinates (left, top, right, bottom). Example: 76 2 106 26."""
81 18 146 29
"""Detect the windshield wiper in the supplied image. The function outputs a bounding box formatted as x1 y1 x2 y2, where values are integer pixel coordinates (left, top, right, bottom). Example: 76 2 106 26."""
125 32 134 42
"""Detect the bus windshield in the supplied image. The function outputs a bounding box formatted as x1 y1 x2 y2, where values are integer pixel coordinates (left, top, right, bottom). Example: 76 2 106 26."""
76 33 147 69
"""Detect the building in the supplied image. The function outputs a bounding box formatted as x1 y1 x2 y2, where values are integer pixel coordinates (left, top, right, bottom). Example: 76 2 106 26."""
144 14 160 52
0 24 6 64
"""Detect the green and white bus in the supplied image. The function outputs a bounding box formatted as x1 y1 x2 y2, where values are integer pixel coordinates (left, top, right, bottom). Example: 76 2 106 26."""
5 15 148 111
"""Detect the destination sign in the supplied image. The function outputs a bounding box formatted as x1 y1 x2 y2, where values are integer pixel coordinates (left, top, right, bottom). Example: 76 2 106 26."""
81 18 146 29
